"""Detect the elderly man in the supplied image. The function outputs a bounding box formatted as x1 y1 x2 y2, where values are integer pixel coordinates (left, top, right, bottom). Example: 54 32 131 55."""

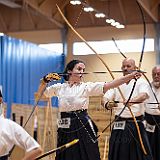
103 58 152 160
145 65 160 160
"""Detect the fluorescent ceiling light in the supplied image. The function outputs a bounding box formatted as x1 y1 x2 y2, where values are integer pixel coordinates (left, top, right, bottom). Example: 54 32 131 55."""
95 13 105 18
116 24 125 29
70 0 81 5
106 18 115 23
84 7 94 12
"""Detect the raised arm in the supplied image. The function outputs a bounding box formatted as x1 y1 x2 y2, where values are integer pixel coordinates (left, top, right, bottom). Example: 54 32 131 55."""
36 73 61 101
103 71 141 93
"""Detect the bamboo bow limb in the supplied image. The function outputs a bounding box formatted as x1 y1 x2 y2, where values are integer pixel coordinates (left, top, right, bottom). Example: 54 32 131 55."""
56 4 147 155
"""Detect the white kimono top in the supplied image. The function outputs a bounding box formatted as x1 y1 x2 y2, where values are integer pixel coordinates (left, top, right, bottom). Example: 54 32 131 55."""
44 82 105 112
145 83 160 115
0 116 40 156
103 78 149 118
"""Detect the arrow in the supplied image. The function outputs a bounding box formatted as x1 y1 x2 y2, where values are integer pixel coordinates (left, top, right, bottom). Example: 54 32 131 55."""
35 139 79 160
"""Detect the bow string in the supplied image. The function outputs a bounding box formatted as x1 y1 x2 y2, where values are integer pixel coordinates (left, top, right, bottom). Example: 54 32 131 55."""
106 0 147 155
56 3 147 154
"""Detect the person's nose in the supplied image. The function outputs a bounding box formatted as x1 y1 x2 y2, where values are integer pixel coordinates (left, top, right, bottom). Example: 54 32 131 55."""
122 66 127 71
80 70 84 73
154 73 159 78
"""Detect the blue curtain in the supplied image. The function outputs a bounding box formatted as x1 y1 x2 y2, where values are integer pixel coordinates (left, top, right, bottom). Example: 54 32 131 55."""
0 35 64 118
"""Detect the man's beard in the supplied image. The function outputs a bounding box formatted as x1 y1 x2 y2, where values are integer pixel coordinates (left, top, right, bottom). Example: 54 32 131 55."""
153 81 160 88
123 70 129 76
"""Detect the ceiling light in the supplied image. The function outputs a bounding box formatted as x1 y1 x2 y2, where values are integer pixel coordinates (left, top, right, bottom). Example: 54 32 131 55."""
114 22 120 26
111 21 120 26
70 0 81 5
105 18 115 23
116 24 125 29
106 18 111 23
95 13 105 18
84 6 94 12
111 22 116 26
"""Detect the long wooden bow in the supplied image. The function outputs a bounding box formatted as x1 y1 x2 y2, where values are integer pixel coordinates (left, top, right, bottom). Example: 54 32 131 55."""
56 4 147 154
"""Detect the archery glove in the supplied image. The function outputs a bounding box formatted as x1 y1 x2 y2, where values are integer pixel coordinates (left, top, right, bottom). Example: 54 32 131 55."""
105 100 117 110
43 73 61 83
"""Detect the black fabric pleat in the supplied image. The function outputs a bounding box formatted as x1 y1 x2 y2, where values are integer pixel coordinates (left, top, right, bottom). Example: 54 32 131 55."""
108 116 153 160
145 113 160 160
0 155 8 160
55 110 100 160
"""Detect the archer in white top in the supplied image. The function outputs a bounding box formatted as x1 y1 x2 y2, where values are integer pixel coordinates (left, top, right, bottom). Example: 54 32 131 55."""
145 66 160 115
44 82 104 112
0 90 42 160
36 59 143 160
104 78 149 117
38 59 142 113
103 58 149 117
0 116 42 159
102 58 152 160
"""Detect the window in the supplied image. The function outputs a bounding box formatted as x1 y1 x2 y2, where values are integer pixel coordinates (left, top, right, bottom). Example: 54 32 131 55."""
39 43 63 54
73 39 154 55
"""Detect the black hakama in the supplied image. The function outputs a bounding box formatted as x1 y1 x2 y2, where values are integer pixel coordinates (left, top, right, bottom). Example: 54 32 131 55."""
0 155 8 160
145 112 160 160
108 116 152 160
55 109 100 160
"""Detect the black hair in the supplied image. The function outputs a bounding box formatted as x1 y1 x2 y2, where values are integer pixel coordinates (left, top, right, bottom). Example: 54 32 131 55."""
63 59 85 81
0 90 2 98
